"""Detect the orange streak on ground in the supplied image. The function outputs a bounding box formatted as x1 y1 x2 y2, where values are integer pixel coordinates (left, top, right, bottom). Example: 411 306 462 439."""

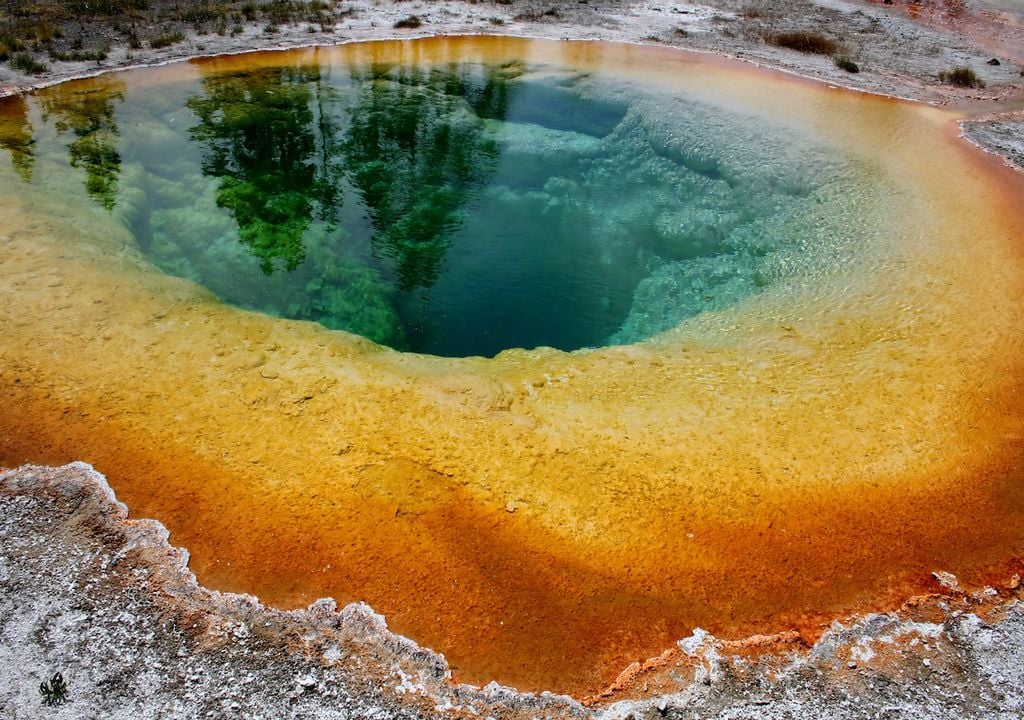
1 38 1024 696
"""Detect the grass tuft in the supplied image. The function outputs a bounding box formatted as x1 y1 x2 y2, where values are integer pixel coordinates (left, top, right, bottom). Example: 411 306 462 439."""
149 30 185 49
767 31 838 55
833 55 860 73
10 52 49 74
938 66 984 88
393 15 422 28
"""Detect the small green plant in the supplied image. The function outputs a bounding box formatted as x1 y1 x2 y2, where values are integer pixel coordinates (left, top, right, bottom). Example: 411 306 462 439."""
834 55 859 73
393 15 422 28
938 66 984 88
50 46 109 62
39 672 68 707
149 30 185 49
767 31 838 55
10 52 49 74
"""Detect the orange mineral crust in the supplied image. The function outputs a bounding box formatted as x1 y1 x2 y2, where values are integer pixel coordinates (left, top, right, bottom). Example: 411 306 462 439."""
1 38 1024 697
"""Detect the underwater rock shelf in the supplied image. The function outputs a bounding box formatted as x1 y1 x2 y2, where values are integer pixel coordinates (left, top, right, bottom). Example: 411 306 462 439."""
1 37 1024 697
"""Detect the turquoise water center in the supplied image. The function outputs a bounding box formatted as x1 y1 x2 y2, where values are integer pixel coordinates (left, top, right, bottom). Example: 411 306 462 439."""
1 45 880 357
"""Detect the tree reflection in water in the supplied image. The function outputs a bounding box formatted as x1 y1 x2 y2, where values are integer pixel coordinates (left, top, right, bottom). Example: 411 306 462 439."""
0 95 35 181
182 58 518 347
342 61 519 290
40 79 125 210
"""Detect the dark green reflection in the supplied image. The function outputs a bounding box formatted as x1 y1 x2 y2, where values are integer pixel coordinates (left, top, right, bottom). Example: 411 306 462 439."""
0 96 35 181
183 64 404 348
343 62 517 290
187 66 341 274
179 59 517 349
40 80 124 210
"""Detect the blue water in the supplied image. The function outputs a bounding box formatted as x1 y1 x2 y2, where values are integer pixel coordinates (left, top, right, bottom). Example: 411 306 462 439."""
0 52 875 357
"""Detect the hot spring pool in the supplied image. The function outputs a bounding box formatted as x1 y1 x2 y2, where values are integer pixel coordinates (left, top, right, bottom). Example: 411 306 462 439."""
1 36 1023 696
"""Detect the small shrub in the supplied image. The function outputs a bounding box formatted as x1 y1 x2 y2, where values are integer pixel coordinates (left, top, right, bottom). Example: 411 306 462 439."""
938 66 984 88
31 22 60 43
834 55 860 73
488 17 505 24
50 46 109 62
1 34 27 55
393 15 422 28
65 0 148 13
39 672 68 707
149 31 185 49
767 31 838 55
10 52 49 74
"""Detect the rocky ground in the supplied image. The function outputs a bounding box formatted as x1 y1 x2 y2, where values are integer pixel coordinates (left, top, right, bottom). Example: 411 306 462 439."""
4 464 1024 719
1 0 1023 717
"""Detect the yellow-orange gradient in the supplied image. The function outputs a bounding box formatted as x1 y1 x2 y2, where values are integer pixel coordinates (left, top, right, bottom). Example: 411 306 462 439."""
2 38 1024 697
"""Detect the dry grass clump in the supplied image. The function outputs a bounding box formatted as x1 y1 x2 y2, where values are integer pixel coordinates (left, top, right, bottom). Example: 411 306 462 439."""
938 66 984 88
392 14 422 28
767 31 838 55
149 30 185 48
512 8 560 21
834 55 860 73
9 52 49 74
50 42 110 62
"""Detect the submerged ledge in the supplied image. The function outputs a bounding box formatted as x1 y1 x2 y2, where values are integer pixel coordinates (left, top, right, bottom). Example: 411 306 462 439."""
2 461 1023 718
